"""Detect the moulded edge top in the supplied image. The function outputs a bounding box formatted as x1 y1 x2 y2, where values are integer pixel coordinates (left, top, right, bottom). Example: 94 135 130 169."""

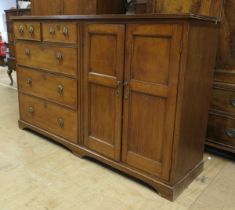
10 13 219 23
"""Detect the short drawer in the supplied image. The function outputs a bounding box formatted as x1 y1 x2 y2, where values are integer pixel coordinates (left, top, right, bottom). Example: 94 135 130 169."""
42 22 77 44
210 87 235 115
19 94 78 143
14 22 41 41
207 114 235 148
15 42 77 77
18 67 77 109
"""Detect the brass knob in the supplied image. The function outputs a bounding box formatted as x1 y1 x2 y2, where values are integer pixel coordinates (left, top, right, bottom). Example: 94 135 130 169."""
19 25 24 33
49 27 55 35
25 48 30 56
29 25 34 34
57 84 64 95
56 52 63 61
230 99 235 107
57 117 64 128
62 27 68 36
26 78 32 85
226 128 235 138
28 106 34 114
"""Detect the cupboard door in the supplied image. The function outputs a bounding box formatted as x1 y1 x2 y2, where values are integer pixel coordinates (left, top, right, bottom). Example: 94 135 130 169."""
122 24 182 180
83 24 125 161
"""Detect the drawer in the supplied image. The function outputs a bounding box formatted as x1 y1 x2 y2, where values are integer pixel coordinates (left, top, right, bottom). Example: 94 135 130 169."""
18 67 77 109
15 42 77 77
42 22 77 44
14 22 41 41
210 87 235 115
207 114 235 148
19 94 78 143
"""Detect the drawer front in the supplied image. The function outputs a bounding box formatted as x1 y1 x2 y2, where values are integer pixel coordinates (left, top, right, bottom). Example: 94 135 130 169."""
207 114 235 148
14 22 41 41
42 22 77 44
19 94 78 143
18 67 77 109
211 87 235 115
15 42 77 77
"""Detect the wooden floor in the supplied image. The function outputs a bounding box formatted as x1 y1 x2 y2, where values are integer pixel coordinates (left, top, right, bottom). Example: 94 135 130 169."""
0 68 235 210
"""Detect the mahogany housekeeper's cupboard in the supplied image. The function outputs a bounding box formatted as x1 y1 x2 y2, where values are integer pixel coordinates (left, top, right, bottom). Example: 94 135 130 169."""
13 14 218 201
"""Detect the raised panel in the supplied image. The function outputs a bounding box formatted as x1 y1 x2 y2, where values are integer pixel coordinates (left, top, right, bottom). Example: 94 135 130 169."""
89 84 116 145
132 35 171 85
83 24 125 161
90 34 117 76
128 92 165 162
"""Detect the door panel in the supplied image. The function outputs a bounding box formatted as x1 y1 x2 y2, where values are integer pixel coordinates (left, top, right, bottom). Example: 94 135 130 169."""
122 24 182 180
83 24 125 161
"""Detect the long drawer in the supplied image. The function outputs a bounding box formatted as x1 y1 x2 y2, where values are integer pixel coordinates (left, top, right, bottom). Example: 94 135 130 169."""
18 67 77 109
15 42 77 77
210 87 235 115
207 114 235 148
19 94 78 143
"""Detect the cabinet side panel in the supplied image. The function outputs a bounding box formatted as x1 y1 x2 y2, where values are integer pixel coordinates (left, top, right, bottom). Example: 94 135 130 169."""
171 22 218 184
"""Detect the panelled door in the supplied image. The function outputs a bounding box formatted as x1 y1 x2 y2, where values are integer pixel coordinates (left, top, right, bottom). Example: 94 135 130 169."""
122 24 182 180
83 24 125 161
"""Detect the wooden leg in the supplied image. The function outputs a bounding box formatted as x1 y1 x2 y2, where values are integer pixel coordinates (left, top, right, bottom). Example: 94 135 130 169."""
7 69 13 86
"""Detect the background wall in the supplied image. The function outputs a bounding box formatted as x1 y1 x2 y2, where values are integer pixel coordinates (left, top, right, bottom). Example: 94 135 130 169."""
0 0 16 42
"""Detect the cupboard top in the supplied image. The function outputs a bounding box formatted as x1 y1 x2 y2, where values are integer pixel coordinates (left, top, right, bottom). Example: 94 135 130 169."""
11 13 218 23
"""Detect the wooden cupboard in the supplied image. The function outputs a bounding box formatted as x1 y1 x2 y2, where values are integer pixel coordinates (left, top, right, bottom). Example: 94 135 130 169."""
13 14 218 201
31 0 125 15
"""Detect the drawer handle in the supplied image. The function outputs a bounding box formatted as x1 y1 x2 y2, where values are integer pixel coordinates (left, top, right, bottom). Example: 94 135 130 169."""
230 99 235 107
49 27 55 35
28 106 34 114
57 117 64 128
25 48 30 56
26 78 32 85
29 25 34 34
19 25 24 33
62 27 68 36
57 84 64 95
56 52 63 61
226 128 235 138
